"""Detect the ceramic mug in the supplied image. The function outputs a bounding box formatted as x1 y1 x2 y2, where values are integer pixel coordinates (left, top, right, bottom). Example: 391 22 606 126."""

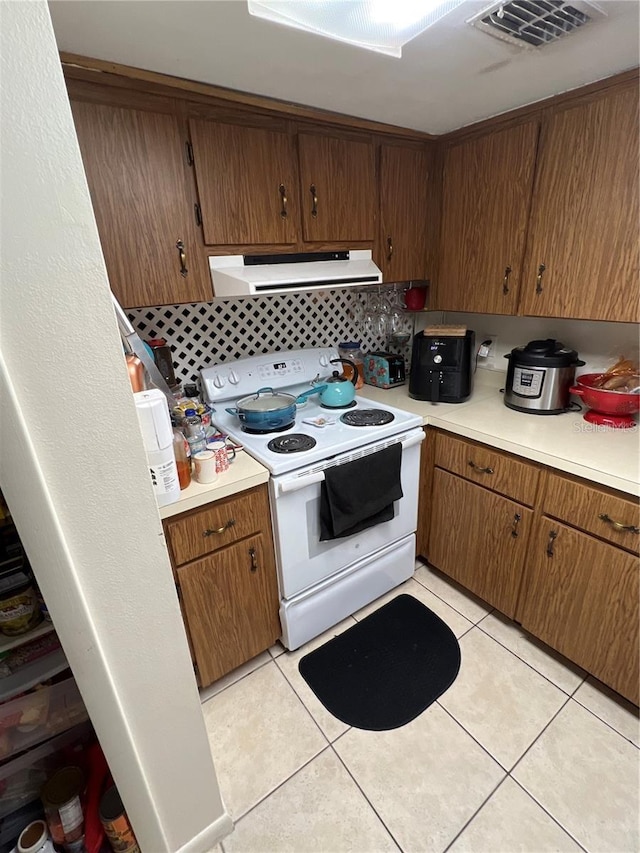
193 450 217 484
209 439 236 473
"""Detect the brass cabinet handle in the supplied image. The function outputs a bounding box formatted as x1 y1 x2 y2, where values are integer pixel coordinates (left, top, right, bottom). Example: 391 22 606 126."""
503 265 512 295
598 513 640 534
387 235 394 261
279 184 288 219
535 263 546 294
546 529 557 557
249 547 258 572
468 460 494 475
511 512 522 538
176 239 188 277
310 184 318 218
203 519 236 537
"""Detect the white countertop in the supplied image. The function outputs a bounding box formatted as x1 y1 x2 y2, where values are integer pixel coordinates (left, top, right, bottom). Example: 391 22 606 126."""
159 451 270 519
362 370 640 497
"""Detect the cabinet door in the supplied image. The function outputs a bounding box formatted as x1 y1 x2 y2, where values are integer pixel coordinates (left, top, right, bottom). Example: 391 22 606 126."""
177 533 280 687
428 468 532 618
520 86 639 321
189 120 299 246
437 121 539 314
71 101 211 309
379 145 430 282
298 133 376 242
519 519 638 704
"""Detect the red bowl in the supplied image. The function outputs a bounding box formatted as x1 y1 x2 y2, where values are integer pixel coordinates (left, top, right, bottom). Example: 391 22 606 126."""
571 373 640 416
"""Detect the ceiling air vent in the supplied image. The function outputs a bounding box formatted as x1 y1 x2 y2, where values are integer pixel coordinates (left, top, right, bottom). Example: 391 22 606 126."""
468 1 607 49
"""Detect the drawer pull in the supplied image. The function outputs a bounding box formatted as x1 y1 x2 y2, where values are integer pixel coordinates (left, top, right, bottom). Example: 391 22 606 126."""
310 184 318 218
279 183 288 219
535 263 546 294
175 239 188 277
387 235 394 261
598 513 639 535
511 512 521 538
468 460 494 475
203 519 236 537
546 529 557 557
249 547 258 572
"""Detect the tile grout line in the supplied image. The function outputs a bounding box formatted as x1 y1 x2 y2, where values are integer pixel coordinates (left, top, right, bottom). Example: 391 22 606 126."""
272 655 337 746
441 774 510 853
508 692 573 777
435 700 512 774
507 776 590 853
199 654 273 705
329 742 405 853
412 565 493 626
568 692 640 749
474 621 587 698
227 742 333 826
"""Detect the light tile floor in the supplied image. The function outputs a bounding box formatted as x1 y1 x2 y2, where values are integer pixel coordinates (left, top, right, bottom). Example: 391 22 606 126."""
202 560 640 853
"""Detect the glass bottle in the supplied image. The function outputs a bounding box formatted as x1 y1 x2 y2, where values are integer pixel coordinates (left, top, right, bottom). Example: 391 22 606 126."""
338 342 365 390
173 428 191 490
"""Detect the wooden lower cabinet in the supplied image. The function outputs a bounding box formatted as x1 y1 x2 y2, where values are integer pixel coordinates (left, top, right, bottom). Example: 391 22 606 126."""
428 468 532 619
177 532 280 687
517 519 639 705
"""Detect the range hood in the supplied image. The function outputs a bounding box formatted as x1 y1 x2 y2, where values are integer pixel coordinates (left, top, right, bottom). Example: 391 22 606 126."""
209 250 382 298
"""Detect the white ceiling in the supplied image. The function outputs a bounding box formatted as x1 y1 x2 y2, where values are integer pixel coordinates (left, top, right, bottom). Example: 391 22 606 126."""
49 0 639 135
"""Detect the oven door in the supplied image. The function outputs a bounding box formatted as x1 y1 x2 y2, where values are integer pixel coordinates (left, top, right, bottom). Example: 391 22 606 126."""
268 428 424 599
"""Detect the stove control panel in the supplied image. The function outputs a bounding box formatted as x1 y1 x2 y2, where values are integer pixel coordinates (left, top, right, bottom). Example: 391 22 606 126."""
200 347 340 403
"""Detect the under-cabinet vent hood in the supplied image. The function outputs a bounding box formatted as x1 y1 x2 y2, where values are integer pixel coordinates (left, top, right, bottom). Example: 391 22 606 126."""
209 250 382 298
468 1 606 49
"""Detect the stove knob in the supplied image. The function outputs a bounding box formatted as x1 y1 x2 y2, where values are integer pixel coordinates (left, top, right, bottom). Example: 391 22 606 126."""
213 375 226 389
228 370 240 385
319 355 330 367
433 354 443 364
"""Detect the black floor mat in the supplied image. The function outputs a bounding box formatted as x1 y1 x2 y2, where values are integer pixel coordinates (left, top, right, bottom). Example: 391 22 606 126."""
298 594 461 731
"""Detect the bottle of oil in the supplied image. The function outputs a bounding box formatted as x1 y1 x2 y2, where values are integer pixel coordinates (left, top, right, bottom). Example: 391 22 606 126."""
173 428 191 490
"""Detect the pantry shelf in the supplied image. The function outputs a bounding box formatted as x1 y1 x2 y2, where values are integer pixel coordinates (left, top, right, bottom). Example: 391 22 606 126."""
0 647 69 704
0 621 56 655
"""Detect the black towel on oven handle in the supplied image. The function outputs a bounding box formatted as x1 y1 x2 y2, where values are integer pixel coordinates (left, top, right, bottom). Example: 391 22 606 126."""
319 443 403 541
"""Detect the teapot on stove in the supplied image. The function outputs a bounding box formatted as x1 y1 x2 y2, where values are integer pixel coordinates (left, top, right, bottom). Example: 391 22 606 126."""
319 358 360 408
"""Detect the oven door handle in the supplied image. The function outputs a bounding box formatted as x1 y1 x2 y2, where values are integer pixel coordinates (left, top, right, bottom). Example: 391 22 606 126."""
401 431 425 451
278 471 326 495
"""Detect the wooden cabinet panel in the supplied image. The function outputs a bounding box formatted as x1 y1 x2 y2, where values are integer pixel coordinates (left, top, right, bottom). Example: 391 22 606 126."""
435 432 540 506
437 121 539 314
379 145 430 282
71 101 211 308
519 519 638 704
189 120 299 246
520 86 639 321
417 427 436 557
543 472 639 554
165 486 271 567
298 133 376 242
428 469 532 618
177 533 280 686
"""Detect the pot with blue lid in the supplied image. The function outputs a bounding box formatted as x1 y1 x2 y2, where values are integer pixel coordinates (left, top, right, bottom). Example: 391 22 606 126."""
504 339 585 414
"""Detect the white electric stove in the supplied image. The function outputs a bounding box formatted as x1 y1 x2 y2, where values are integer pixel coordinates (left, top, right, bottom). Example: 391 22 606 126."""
200 348 424 650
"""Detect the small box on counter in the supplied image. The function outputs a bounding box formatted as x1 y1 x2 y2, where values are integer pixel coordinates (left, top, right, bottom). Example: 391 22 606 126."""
363 353 406 389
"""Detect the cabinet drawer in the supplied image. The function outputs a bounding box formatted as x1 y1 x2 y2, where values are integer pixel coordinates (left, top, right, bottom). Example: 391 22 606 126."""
543 473 639 555
434 432 540 506
165 486 270 567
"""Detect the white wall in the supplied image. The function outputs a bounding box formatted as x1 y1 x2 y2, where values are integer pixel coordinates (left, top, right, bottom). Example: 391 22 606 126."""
0 2 231 850
433 312 640 374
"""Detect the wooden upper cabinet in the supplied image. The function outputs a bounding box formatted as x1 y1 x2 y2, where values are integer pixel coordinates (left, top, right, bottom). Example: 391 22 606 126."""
70 101 211 309
378 145 430 282
437 121 539 314
298 133 376 242
189 120 299 246
520 86 640 322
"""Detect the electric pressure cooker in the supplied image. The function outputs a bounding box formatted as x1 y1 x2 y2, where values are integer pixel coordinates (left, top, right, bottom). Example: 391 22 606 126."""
504 339 584 414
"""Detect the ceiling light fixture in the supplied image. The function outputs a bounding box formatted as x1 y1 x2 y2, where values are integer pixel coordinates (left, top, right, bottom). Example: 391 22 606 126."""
247 0 466 57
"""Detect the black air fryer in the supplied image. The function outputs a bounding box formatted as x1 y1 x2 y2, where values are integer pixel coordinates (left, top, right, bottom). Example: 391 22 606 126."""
409 330 475 403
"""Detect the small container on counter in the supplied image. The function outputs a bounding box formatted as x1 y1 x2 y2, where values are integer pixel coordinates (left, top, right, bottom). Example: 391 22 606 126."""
40 766 85 850
172 428 191 490
99 785 140 853
182 409 208 457
133 390 180 508
17 819 55 853
338 342 364 390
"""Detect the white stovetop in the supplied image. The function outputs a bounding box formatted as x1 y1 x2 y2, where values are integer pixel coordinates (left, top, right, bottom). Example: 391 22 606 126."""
362 369 640 497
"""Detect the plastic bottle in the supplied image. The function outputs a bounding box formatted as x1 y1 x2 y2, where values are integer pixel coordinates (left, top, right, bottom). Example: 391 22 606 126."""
338 341 365 390
173 428 191 490
182 409 207 456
